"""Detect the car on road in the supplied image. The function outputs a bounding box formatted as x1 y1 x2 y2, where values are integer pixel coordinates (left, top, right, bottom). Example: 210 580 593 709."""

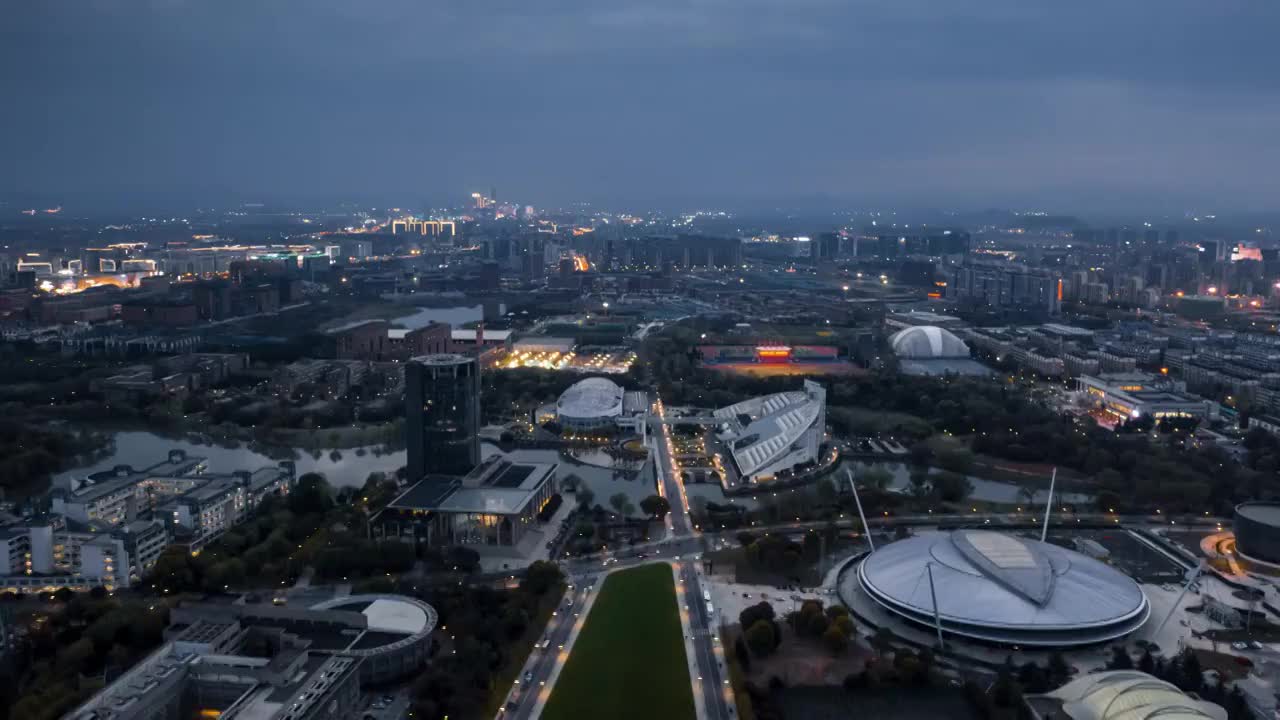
523 671 534 684
1250 641 1264 650
1232 642 1249 650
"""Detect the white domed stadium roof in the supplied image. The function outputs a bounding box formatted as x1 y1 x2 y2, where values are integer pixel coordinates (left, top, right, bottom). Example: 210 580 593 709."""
852 530 1149 646
1045 670 1227 720
890 326 970 358
557 377 625 421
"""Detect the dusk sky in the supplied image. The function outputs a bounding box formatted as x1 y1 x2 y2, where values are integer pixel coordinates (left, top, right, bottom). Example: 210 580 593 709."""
3 1 1279 212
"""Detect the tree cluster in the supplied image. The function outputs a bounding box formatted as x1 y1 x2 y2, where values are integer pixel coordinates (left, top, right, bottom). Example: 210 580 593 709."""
6 595 171 720
411 561 566 719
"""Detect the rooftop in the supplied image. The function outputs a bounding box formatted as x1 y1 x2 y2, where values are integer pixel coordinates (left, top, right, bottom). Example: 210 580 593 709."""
386 457 558 515
1028 670 1226 720
855 530 1149 646
1235 502 1280 527
557 377 625 418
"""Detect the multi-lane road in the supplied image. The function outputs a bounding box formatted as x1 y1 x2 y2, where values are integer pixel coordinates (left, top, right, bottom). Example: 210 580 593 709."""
502 580 594 720
679 560 734 720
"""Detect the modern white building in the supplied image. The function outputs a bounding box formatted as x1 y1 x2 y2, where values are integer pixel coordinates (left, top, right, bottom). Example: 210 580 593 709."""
1077 372 1212 423
556 377 625 431
889 325 971 358
1025 670 1226 720
552 377 650 436
852 530 1150 647
712 380 826 484
0 518 160 593
51 450 295 553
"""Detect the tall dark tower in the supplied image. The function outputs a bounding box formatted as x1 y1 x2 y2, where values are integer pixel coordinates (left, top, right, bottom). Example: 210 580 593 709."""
405 354 481 480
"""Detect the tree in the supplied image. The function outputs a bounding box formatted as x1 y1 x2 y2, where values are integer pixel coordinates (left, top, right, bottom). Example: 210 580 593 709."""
815 478 837 504
561 474 582 492
290 473 333 515
446 546 481 573
520 561 563 596
739 601 776 631
937 448 975 474
1108 646 1134 670
856 467 893 491
609 492 629 517
1179 649 1204 693
1048 652 1071 689
576 485 595 509
1018 662 1050 694
734 635 752 672
932 471 973 503
1138 648 1156 675
991 659 1022 709
822 624 849 655
908 469 931 499
745 619 777 657
870 626 896 658
639 494 671 520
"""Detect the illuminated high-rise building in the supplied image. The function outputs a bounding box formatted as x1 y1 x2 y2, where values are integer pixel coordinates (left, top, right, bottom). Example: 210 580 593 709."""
405 354 481 480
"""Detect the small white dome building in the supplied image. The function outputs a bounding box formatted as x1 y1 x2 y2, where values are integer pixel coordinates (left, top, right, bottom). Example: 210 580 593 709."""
889 325 970 359
556 377 625 430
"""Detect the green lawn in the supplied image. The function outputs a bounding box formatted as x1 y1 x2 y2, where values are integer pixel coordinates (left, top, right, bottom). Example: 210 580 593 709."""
541 563 696 720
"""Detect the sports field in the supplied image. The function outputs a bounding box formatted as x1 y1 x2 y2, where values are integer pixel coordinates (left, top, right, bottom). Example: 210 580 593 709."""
541 563 695 720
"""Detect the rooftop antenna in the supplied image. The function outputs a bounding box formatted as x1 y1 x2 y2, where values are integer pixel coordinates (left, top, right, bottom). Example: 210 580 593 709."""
846 469 875 553
1041 467 1057 543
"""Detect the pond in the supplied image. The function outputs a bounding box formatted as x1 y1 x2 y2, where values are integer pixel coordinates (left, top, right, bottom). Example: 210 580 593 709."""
55 431 406 490
845 460 1094 506
55 431 659 504
395 304 503 329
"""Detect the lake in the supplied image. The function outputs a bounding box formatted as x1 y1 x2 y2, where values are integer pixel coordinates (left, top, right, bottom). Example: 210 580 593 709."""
54 431 658 504
395 304 504 329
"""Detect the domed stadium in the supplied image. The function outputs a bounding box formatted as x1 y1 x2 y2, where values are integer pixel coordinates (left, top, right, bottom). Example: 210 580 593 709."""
889 325 970 359
1027 670 1227 720
556 377 625 430
848 530 1149 647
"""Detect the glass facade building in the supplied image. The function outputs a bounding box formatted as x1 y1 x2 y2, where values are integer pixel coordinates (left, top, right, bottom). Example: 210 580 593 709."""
405 354 480 480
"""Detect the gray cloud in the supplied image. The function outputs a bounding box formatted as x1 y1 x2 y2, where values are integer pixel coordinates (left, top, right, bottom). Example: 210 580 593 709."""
2 0 1278 211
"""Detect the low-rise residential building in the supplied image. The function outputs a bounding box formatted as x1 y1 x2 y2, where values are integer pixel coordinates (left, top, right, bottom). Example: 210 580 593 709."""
50 450 294 553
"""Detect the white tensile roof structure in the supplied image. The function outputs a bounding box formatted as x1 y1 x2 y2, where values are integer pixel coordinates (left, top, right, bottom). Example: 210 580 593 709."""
713 380 826 481
889 325 971 358
1040 670 1227 720
856 529 1150 646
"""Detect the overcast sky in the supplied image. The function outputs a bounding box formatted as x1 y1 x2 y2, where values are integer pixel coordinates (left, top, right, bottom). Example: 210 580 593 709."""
3 1 1278 213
